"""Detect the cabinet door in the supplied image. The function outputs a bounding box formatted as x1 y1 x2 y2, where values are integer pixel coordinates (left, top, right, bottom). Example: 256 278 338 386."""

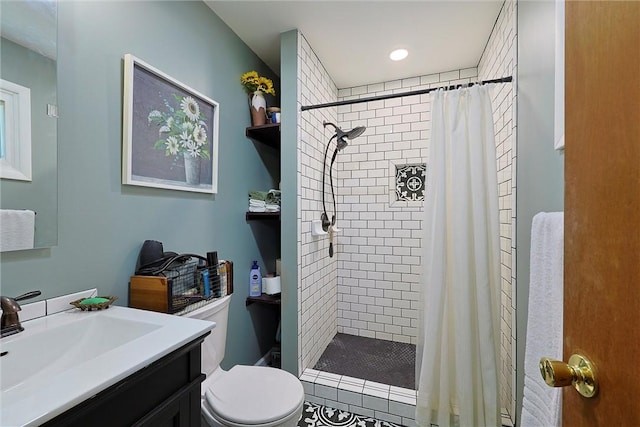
133 381 201 427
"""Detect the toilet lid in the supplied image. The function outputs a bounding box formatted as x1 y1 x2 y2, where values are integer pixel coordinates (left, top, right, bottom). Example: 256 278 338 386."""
205 365 304 425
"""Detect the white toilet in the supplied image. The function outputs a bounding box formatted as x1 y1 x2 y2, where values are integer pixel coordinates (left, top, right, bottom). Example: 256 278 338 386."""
183 295 305 427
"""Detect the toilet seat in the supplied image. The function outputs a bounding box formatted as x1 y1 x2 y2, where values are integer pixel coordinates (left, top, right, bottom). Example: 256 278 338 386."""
202 365 304 426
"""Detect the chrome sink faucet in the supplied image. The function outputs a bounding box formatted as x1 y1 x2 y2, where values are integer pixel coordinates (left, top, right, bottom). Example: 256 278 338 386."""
1 291 42 338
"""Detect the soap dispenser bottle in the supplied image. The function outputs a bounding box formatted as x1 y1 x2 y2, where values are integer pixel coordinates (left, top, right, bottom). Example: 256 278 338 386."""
249 261 262 297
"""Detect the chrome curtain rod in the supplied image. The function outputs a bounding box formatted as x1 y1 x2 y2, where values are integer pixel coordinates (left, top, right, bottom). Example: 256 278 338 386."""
300 76 513 112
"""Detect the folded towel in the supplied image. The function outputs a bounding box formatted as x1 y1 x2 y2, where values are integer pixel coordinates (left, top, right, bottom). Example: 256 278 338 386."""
0 209 36 252
249 199 266 207
249 189 281 205
521 212 564 427
265 204 280 212
249 190 269 201
248 206 266 212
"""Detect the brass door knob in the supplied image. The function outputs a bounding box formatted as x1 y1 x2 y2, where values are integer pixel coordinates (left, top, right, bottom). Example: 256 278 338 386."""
539 354 598 398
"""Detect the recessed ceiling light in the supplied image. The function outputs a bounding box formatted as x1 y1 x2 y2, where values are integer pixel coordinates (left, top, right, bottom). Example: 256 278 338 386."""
389 49 408 61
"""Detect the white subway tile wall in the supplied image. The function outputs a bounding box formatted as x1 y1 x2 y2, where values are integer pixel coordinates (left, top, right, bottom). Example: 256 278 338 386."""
478 0 517 417
333 0 516 418
335 69 477 346
296 0 516 418
296 32 340 373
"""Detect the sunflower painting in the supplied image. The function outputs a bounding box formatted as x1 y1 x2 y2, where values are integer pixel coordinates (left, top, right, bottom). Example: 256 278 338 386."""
122 54 219 194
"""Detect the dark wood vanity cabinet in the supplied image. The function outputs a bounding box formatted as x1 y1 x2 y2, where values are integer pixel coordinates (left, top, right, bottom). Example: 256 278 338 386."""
42 334 208 427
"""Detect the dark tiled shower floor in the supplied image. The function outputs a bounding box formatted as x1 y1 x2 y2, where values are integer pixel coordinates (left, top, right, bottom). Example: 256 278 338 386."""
313 333 416 390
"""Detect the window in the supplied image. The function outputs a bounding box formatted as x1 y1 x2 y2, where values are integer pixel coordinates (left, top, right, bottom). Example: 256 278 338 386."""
0 79 32 181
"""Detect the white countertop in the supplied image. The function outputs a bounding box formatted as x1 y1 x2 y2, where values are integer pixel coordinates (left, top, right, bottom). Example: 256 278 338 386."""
0 306 214 426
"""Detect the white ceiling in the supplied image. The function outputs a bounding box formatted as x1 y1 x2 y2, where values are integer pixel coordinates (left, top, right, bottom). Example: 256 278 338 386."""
205 0 504 88
0 0 57 59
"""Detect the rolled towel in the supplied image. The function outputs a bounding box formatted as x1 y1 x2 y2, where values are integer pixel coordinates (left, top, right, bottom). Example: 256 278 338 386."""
266 189 281 205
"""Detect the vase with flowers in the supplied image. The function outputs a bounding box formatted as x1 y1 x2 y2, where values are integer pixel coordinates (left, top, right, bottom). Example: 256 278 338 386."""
148 95 210 185
240 70 276 126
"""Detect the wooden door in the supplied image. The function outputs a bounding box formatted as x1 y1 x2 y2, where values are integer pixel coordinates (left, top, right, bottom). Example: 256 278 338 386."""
564 1 640 425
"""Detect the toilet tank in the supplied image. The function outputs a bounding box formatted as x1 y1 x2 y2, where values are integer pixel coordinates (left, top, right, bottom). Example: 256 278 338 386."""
182 295 231 376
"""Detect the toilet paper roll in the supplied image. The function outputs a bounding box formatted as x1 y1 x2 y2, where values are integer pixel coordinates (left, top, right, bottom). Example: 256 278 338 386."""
262 276 281 295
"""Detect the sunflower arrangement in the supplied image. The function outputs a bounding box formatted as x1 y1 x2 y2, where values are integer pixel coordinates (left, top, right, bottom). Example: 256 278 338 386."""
240 70 276 96
148 95 210 159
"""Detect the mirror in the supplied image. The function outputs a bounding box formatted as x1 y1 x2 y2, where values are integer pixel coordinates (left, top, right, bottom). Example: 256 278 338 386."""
0 0 58 251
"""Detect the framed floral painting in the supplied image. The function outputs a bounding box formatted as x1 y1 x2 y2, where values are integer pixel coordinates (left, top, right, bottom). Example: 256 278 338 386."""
122 54 219 193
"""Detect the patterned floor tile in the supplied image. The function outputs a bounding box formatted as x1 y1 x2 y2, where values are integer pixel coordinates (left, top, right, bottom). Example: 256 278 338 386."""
297 402 403 427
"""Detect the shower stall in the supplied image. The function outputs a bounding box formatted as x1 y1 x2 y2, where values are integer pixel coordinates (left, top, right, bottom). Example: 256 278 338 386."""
282 2 517 423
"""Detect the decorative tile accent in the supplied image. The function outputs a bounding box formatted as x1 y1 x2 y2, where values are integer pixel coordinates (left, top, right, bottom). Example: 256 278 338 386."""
395 163 426 202
297 401 403 427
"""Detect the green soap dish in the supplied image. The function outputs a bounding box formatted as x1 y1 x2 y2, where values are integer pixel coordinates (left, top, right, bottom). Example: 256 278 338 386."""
70 296 118 311
80 297 110 305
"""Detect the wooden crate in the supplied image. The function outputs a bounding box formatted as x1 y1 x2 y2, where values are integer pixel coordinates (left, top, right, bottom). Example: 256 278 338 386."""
129 275 171 313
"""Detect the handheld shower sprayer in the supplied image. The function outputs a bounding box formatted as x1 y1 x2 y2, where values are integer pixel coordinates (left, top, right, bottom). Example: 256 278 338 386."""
321 121 366 257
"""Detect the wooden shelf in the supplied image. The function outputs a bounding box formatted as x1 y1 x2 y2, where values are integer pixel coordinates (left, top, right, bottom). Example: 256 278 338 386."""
246 211 280 221
246 123 280 149
246 293 281 307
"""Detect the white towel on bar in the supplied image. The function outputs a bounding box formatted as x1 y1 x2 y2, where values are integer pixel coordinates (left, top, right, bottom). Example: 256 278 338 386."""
521 212 564 427
0 209 36 252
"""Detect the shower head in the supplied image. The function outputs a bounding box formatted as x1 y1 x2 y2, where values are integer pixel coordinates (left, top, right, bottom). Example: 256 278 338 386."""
344 125 366 140
320 121 367 257
323 121 367 151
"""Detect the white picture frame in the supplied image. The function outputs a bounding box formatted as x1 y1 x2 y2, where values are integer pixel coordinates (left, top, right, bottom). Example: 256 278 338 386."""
122 54 219 194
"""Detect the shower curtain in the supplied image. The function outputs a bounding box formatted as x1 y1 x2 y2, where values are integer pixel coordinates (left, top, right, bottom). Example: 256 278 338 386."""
416 85 501 427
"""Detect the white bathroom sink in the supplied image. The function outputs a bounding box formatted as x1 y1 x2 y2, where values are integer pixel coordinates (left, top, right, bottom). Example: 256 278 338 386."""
0 306 214 426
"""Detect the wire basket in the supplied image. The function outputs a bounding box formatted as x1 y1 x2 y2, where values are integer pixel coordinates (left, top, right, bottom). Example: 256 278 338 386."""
159 258 223 313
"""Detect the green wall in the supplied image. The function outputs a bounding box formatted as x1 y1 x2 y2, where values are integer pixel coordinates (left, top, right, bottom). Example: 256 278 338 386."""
279 30 299 375
516 1 565 423
0 0 279 369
